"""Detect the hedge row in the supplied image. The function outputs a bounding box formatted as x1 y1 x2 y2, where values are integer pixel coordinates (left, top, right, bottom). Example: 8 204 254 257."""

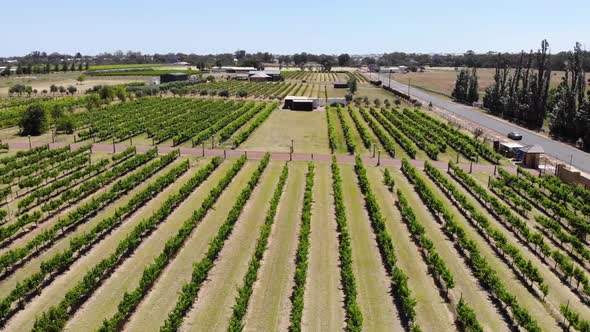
357 107 397 158
33 156 236 331
288 162 314 332
331 157 362 331
0 152 190 324
335 105 356 154
0 149 162 275
401 159 540 332
160 154 269 331
227 162 289 331
450 163 590 301
326 106 338 152
101 155 253 331
437 162 546 291
368 107 417 158
354 156 419 329
382 108 439 160
233 103 278 147
395 189 455 291
346 106 372 149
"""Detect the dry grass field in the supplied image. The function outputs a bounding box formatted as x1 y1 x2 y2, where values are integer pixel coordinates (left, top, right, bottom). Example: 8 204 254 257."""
388 67 590 99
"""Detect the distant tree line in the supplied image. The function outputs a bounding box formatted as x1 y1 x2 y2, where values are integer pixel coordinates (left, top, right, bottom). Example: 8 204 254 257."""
1 62 89 76
376 49 590 71
4 47 590 76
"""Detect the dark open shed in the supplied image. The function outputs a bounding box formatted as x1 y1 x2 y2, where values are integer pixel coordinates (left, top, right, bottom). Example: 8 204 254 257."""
160 73 189 84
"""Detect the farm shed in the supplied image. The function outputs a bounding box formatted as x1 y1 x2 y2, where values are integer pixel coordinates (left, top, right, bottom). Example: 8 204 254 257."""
160 73 189 83
327 98 347 106
284 96 319 110
248 70 282 81
292 100 315 111
249 72 271 82
498 141 523 158
333 83 348 89
517 144 544 169
212 66 257 73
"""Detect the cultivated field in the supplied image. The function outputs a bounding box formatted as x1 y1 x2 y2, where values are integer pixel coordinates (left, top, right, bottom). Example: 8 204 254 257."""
0 70 588 332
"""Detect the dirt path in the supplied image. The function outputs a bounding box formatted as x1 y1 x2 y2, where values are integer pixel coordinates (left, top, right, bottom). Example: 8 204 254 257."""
393 168 510 331
179 162 282 331
446 173 590 320
338 164 402 331
0 159 184 298
2 159 207 332
419 169 561 330
65 162 258 331
242 162 305 332
120 161 254 331
366 166 455 331
301 163 346 331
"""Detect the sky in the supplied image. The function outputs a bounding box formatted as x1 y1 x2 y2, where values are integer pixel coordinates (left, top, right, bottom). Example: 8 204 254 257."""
2 0 590 57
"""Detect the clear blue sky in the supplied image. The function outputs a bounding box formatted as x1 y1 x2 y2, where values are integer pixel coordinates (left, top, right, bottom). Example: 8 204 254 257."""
3 0 589 57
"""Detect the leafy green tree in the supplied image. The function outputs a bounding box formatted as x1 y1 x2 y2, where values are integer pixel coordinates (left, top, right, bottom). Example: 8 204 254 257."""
70 63 76 71
77 74 86 83
551 42 588 143
56 116 75 134
338 53 351 67
86 93 102 109
451 69 469 102
114 86 127 101
2 65 11 76
348 77 358 95
85 62 89 70
58 86 66 94
50 84 58 95
61 63 68 72
19 103 50 136
98 85 116 100
467 68 479 103
67 85 77 95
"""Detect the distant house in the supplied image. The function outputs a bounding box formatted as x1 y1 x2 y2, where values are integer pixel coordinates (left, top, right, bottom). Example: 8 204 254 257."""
160 73 189 84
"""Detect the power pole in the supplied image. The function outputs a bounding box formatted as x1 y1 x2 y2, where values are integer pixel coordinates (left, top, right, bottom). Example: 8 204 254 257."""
388 69 392 87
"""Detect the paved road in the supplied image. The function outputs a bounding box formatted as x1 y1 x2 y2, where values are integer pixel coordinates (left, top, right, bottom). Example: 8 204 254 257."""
370 73 590 173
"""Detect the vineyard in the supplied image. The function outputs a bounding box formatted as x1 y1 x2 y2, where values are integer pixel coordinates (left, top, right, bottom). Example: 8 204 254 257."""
0 69 588 332
324 104 504 163
281 70 366 83
0 138 587 332
72 97 277 147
